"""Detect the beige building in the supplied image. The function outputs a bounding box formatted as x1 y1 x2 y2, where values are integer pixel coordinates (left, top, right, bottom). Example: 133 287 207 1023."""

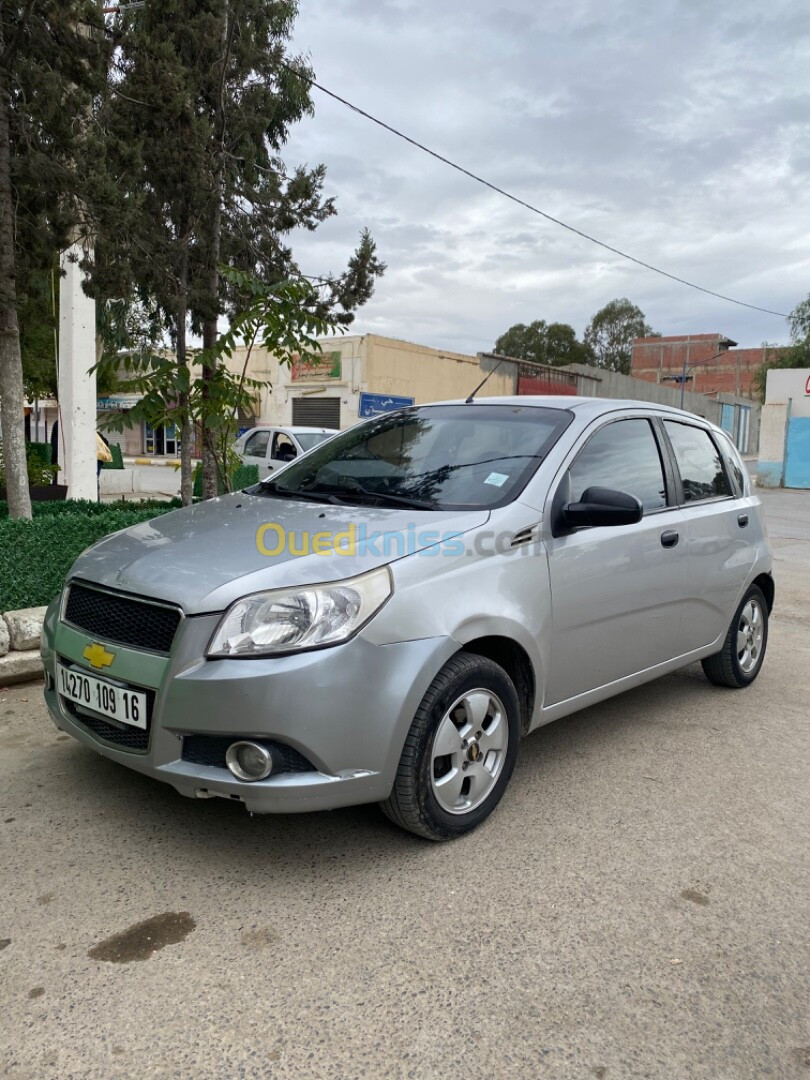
230 334 521 430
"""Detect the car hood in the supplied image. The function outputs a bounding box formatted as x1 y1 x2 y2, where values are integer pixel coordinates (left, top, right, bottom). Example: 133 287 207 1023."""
67 492 490 613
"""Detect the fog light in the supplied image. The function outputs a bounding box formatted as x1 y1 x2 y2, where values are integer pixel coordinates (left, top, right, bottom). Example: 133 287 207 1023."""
225 740 273 782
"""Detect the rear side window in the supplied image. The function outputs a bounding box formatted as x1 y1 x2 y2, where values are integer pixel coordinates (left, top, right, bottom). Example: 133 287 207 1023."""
569 418 667 511
244 430 270 457
664 421 731 502
716 430 746 496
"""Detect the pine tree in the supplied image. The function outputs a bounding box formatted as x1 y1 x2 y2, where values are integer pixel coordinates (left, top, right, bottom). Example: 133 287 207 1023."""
90 0 384 502
0 2 106 518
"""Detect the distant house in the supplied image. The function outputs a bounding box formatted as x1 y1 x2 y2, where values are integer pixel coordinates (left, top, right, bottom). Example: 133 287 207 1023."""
630 334 787 399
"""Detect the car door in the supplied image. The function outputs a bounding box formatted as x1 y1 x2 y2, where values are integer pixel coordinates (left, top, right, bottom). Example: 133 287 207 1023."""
660 419 755 652
269 430 299 472
544 414 688 706
241 429 272 478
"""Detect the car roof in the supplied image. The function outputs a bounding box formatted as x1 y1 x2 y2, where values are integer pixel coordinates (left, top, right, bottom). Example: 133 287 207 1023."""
424 395 722 429
241 425 331 434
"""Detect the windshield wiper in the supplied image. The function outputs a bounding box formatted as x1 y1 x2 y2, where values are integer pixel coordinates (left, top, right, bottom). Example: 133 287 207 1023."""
303 483 435 511
252 485 343 505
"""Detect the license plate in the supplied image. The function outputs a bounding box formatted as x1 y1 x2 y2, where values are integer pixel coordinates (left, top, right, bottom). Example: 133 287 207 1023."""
56 663 147 730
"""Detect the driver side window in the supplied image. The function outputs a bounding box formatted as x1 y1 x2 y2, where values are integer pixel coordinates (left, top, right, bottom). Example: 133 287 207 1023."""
569 419 667 512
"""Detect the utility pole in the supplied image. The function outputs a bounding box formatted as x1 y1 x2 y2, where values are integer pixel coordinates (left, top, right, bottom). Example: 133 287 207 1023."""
57 246 97 499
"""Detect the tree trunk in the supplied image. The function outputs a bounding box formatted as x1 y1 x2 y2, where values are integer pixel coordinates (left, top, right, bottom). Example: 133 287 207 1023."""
201 0 229 501
177 243 193 506
0 63 32 520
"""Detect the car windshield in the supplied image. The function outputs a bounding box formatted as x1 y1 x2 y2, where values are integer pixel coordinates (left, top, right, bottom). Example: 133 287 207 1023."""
295 432 334 452
251 404 572 510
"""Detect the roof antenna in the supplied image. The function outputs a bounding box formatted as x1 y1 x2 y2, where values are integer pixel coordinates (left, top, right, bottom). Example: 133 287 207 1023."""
466 355 507 403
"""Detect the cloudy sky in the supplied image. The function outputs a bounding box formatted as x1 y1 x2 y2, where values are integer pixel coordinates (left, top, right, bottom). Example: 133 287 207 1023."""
285 0 809 355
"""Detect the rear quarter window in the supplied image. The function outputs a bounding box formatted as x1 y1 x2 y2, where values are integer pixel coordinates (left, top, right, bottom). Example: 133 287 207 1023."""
664 421 731 503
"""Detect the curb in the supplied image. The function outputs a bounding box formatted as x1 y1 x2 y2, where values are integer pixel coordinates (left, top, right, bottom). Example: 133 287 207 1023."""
130 458 183 467
0 652 44 687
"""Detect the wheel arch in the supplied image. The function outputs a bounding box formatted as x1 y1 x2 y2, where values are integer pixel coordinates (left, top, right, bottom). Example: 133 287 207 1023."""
456 635 536 736
752 572 775 613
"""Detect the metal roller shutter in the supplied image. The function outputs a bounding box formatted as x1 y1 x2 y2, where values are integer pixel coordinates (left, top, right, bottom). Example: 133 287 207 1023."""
292 397 341 429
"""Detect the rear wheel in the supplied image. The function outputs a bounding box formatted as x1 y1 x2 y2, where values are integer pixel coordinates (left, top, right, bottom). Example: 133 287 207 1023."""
380 653 521 841
701 584 768 688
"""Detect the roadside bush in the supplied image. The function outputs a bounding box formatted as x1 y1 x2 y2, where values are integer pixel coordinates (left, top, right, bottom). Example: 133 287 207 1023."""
0 502 181 611
100 443 125 470
192 462 259 498
0 498 182 519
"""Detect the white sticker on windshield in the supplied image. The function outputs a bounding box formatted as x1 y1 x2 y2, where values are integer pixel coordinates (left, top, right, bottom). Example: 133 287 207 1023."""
484 472 509 488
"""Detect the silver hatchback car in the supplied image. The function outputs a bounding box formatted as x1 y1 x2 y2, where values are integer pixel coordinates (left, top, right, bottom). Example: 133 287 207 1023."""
42 398 773 840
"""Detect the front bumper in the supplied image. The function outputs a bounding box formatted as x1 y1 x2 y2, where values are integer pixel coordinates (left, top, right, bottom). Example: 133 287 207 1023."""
41 598 457 813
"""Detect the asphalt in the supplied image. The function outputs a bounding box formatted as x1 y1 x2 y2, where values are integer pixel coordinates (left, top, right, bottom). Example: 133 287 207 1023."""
1 487 808 1080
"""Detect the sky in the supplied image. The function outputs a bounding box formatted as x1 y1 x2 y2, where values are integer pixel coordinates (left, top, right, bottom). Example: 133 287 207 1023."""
284 0 810 356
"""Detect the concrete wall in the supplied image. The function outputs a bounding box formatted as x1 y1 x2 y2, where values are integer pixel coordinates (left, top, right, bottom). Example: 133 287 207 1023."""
757 368 810 488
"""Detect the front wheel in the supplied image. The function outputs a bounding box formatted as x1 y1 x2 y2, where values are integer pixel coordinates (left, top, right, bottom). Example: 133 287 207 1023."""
380 653 521 841
701 584 769 688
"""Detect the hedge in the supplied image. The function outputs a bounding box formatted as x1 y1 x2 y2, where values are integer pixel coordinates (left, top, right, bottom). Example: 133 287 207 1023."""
100 443 125 470
0 501 182 612
192 462 259 498
0 497 182 520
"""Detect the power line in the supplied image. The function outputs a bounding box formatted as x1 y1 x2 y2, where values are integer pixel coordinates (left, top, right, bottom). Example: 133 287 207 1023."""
280 61 788 320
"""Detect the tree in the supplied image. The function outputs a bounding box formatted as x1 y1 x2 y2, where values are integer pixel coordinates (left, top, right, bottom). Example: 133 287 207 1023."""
494 320 594 367
0 3 105 518
89 1 384 504
583 298 655 375
752 295 810 400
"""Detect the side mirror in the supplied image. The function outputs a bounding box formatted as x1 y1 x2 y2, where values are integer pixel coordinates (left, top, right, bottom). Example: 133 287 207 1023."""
563 486 643 529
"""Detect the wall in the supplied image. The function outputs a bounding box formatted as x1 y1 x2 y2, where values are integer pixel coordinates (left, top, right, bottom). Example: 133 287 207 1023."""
757 368 810 488
631 334 786 399
233 334 519 430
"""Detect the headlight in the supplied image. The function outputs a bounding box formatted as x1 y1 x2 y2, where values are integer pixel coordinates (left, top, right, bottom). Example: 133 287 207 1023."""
207 566 392 658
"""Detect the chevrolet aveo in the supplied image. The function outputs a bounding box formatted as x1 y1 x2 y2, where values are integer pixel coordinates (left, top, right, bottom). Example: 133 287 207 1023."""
42 398 773 840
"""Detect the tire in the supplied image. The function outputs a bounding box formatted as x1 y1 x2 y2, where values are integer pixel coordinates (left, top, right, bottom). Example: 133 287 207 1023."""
701 584 769 688
380 652 521 841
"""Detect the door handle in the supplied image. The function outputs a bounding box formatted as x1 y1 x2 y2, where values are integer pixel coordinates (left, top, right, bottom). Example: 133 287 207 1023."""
660 530 679 548
737 513 749 527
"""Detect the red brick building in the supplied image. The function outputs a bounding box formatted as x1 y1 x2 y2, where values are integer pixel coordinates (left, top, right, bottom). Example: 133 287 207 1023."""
631 334 786 399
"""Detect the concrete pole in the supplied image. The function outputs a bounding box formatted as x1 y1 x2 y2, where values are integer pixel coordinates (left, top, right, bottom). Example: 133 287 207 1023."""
58 244 98 499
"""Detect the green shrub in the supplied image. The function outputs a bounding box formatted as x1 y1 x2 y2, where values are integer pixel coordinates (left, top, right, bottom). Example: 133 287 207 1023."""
26 442 52 467
0 502 181 611
0 497 182 519
192 462 259 498
100 443 125 470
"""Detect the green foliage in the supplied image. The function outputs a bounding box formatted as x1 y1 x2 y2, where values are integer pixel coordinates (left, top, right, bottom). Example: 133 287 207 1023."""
98 271 332 492
583 299 655 375
86 1 384 502
494 320 594 366
100 443 125 470
751 295 810 400
0 498 182 519
192 462 259 498
0 502 180 611
0 444 58 489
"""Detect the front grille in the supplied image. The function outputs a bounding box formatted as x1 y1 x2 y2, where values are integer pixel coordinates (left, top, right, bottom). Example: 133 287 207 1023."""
182 735 316 775
65 582 181 654
63 696 154 752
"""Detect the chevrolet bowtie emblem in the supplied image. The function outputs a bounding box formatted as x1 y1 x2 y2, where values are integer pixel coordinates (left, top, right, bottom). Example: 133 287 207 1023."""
83 643 115 670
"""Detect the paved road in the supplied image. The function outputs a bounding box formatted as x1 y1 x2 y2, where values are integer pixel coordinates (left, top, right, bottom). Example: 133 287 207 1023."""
1 488 808 1079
